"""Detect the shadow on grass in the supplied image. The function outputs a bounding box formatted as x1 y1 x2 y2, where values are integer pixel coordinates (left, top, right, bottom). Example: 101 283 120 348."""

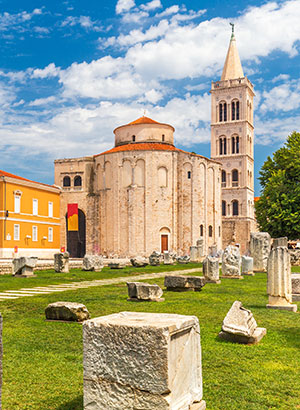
56 396 83 410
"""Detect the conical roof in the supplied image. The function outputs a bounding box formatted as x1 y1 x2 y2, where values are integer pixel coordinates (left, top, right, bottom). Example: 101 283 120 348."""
221 33 244 81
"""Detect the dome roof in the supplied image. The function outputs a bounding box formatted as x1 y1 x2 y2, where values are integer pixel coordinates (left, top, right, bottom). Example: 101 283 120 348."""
114 116 175 133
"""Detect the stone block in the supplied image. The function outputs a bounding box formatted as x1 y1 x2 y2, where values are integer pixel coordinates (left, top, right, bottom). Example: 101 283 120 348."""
292 273 300 294
203 256 220 283
164 275 205 291
208 245 218 257
130 256 149 267
108 262 126 269
54 252 69 273
222 245 241 277
83 312 205 410
272 237 288 248
12 257 37 277
127 282 164 302
177 255 190 264
163 251 174 265
149 251 161 266
82 255 103 272
250 232 271 272
218 301 266 344
45 301 90 322
241 255 254 275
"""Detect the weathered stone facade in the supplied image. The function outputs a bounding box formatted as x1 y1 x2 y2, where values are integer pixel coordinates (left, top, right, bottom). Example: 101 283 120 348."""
55 117 222 258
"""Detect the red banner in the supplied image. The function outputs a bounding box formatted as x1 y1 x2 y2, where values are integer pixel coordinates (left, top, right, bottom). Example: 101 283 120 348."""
67 203 78 231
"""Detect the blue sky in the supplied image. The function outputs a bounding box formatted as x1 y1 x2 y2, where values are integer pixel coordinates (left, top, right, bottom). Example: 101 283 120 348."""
0 0 299 195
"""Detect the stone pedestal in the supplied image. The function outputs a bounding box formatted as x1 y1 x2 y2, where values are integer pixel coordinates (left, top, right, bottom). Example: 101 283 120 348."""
202 256 220 283
127 282 164 302
250 232 271 272
12 257 37 277
266 246 297 312
190 240 204 262
54 252 69 273
221 245 242 279
83 312 206 410
164 275 206 291
241 255 254 276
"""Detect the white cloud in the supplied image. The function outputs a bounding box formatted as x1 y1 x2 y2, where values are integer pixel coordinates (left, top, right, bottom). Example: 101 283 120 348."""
260 80 300 112
0 9 43 32
116 0 135 14
255 114 300 145
156 5 180 17
32 63 61 79
271 74 290 83
121 10 149 24
28 96 57 107
141 0 162 12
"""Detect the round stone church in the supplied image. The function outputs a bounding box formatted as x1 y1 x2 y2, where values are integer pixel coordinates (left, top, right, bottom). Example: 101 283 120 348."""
55 116 222 258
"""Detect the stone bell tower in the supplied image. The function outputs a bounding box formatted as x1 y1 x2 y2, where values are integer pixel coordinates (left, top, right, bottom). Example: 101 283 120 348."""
210 25 256 253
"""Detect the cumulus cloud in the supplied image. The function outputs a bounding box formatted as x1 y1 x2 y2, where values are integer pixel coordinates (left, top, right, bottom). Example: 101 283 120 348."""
116 0 135 14
31 63 61 79
141 0 162 11
260 80 300 112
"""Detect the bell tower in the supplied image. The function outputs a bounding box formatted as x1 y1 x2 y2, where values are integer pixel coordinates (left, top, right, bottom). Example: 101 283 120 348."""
210 25 256 252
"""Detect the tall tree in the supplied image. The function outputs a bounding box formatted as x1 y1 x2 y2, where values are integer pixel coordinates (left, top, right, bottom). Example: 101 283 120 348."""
255 131 300 239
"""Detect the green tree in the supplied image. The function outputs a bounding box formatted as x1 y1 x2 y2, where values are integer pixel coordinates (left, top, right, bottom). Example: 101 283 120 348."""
255 131 300 239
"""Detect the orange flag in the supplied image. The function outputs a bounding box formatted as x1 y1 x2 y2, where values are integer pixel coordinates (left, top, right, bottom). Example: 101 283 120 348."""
67 203 78 231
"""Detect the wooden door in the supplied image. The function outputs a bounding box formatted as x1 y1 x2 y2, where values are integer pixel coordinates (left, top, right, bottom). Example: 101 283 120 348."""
161 235 168 253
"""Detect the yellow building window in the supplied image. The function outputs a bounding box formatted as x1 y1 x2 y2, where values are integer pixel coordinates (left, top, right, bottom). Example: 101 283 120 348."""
48 227 53 242
33 199 38 215
14 224 20 241
32 226 38 242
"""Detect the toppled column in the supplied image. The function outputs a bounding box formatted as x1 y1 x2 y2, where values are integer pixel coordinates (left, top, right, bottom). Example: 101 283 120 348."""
127 282 164 302
83 312 206 410
250 232 271 272
241 256 254 276
267 246 297 312
82 255 103 272
12 257 37 277
203 256 220 284
164 275 206 291
221 245 242 279
219 301 266 344
54 252 70 273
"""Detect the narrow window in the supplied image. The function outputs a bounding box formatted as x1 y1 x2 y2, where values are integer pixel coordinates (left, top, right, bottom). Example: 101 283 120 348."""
132 135 136 142
232 170 239 187
232 200 239 216
162 134 165 142
236 136 240 153
32 226 38 242
187 171 191 179
63 176 71 187
224 138 227 155
219 138 223 155
48 202 53 217
32 199 38 216
221 170 226 187
48 227 53 242
74 175 82 187
219 226 221 237
232 101 235 120
219 104 223 122
200 225 203 236
209 225 213 237
14 224 20 241
222 200 226 216
232 136 235 154
236 101 240 120
14 195 21 213
224 103 227 121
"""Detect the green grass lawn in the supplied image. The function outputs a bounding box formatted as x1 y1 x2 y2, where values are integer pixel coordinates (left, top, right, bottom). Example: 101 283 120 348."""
1 264 300 410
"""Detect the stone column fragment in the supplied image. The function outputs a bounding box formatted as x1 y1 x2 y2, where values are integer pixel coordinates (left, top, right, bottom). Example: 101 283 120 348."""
266 246 297 312
241 256 254 276
221 245 242 279
203 256 220 283
250 232 271 272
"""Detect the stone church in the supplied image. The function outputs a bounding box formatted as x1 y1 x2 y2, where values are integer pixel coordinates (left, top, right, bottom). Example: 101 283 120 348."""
54 29 255 257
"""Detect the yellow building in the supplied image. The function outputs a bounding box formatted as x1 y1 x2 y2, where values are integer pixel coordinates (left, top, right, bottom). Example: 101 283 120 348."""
0 170 61 258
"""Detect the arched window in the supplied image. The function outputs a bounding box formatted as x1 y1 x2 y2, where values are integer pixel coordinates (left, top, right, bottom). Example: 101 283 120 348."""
132 135 136 142
232 136 236 154
232 200 239 216
231 100 240 121
200 224 203 236
221 170 226 187
232 101 235 120
219 137 227 155
232 169 239 187
219 103 223 122
219 102 227 122
63 176 71 187
222 200 226 216
74 175 82 187
208 225 213 237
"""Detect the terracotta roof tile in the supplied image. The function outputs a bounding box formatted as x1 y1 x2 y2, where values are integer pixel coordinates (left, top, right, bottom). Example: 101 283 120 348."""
128 116 160 125
0 169 58 190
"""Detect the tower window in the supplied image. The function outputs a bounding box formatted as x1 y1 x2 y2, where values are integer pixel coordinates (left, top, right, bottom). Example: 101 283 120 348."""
232 101 235 120
208 225 213 237
232 200 239 216
187 171 191 179
221 170 226 187
232 136 236 154
236 136 239 153
74 175 82 187
224 103 227 121
224 138 227 154
132 135 136 142
162 134 165 142
222 200 226 216
236 101 240 120
232 169 239 187
219 103 223 122
63 176 71 187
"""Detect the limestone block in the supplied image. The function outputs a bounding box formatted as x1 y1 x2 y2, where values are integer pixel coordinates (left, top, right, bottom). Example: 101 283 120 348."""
127 282 164 302
82 255 103 272
196 238 204 257
130 256 149 267
219 301 266 344
163 251 173 265
267 246 297 312
164 275 205 291
222 245 241 277
241 256 254 275
292 274 300 294
12 257 37 277
54 252 70 273
45 301 90 322
203 256 220 283
250 232 271 272
109 262 126 269
177 255 190 264
83 312 205 410
272 237 288 248
190 246 199 263
149 251 161 266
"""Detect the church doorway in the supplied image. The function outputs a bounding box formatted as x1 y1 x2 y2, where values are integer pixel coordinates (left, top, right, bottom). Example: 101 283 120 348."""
160 227 170 253
65 209 86 258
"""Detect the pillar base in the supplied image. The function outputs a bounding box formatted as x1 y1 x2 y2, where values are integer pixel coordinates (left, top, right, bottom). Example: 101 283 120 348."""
266 304 297 312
